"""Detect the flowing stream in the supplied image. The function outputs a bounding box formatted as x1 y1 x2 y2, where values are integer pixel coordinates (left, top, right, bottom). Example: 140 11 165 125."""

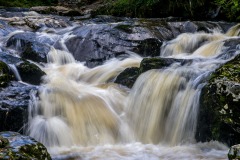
24 23 240 159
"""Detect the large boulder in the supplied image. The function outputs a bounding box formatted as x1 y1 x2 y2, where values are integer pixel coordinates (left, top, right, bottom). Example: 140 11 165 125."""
196 54 240 146
58 17 232 67
0 52 45 85
6 32 52 63
16 61 45 85
0 132 51 160
0 81 37 133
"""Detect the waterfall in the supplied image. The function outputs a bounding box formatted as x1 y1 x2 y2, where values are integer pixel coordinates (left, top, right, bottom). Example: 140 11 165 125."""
8 64 22 81
26 23 240 159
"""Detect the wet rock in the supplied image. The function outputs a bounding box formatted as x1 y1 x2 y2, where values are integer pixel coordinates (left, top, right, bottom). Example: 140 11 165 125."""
16 61 45 85
132 38 162 57
0 60 14 87
139 57 192 73
0 132 51 160
228 144 240 160
197 54 240 146
115 57 192 88
114 67 139 88
6 32 52 63
0 20 16 36
0 135 8 148
0 81 37 133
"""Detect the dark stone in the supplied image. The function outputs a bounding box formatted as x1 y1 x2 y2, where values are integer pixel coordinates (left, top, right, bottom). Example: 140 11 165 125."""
0 60 14 87
114 57 193 88
196 54 240 146
114 67 139 88
16 61 45 85
0 131 51 160
0 135 9 148
6 32 52 63
0 81 37 133
139 57 192 73
132 38 162 57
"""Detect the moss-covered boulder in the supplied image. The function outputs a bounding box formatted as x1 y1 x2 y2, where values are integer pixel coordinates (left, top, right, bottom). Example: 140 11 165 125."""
0 60 13 87
16 61 45 85
228 144 240 160
0 132 51 160
196 54 240 146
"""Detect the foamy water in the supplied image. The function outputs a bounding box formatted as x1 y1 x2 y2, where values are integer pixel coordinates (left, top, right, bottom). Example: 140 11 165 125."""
24 23 240 159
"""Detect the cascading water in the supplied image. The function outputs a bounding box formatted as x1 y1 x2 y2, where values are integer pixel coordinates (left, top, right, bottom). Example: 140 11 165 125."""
26 24 240 159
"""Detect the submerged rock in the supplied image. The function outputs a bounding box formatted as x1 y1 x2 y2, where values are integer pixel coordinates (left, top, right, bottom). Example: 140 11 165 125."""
0 81 37 133
0 132 51 160
197 54 240 146
228 144 240 160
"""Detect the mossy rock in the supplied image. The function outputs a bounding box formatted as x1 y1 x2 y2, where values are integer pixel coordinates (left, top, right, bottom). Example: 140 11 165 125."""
197 54 240 146
16 61 45 85
115 57 192 88
139 57 192 73
115 24 133 33
0 132 51 160
228 144 240 160
132 38 163 57
0 61 13 87
0 136 9 148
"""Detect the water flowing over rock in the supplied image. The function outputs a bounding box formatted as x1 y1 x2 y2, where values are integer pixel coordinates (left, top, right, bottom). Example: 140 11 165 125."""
0 82 37 133
0 8 240 160
0 131 51 160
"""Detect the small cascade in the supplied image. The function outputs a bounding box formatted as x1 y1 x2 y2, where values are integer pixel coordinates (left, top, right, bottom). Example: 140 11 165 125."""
28 48 142 147
25 23 240 159
8 64 22 81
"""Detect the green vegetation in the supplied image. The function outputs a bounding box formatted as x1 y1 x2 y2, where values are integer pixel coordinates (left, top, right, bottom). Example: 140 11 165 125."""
0 0 58 8
94 0 240 21
95 0 209 18
214 0 240 21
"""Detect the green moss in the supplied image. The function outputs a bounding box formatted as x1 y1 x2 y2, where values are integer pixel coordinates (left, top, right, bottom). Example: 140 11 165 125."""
17 61 45 85
0 61 13 88
197 54 240 146
115 24 133 33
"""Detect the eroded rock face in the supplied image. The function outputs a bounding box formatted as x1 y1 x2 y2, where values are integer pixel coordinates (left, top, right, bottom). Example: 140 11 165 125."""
197 54 240 146
0 132 51 160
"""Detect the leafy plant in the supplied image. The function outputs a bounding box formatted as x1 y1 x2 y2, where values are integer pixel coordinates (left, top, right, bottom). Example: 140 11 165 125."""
214 0 240 21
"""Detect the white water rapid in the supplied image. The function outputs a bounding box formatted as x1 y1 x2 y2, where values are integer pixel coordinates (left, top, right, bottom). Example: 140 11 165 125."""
27 24 240 159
